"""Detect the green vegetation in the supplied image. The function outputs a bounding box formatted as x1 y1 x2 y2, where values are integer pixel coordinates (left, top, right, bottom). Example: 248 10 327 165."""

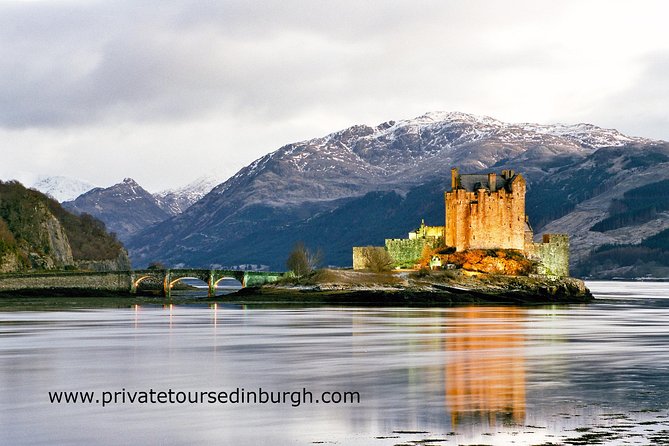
526 152 617 229
591 180 669 232
643 227 669 250
526 147 669 230
46 203 124 260
577 228 669 277
0 181 53 259
0 181 124 268
0 215 25 265
0 217 16 252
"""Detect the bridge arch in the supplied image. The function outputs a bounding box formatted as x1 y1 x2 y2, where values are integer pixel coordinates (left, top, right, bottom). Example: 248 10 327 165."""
166 276 212 298
169 276 205 288
130 274 164 294
133 275 153 287
213 276 243 287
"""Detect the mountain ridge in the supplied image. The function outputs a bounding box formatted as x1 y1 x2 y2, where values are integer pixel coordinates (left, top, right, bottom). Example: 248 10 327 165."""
126 112 667 276
63 178 170 243
155 174 226 215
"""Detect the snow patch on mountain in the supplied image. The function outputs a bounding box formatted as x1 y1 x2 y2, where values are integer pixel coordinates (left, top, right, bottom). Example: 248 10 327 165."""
63 178 169 243
521 122 650 149
31 175 97 202
205 111 661 209
156 174 226 215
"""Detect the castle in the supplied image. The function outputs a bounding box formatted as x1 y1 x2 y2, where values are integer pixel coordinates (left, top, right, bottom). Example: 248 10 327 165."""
446 168 528 251
353 168 569 277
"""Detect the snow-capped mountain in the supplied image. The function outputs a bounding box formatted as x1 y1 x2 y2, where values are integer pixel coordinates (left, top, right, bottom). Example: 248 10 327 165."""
155 174 225 215
524 122 644 149
31 175 97 202
209 111 651 203
63 178 170 243
127 111 664 271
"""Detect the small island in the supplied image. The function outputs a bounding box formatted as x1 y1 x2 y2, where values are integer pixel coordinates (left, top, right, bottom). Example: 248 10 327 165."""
230 168 592 305
231 268 592 305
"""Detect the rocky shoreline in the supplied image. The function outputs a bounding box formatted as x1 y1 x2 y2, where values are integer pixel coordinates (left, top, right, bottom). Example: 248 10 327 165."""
227 269 593 306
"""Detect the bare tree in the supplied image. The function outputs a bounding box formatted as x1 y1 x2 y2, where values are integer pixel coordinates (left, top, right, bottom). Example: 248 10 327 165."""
361 246 394 272
147 261 166 270
286 241 322 277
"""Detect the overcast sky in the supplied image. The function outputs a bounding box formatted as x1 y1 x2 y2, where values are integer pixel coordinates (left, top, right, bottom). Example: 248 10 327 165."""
1 0 668 192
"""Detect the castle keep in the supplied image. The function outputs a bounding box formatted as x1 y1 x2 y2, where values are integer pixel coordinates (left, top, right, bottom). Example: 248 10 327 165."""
353 167 570 277
446 168 528 251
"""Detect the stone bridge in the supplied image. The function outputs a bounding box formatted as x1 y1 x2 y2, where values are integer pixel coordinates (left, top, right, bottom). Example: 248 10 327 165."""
131 269 285 297
0 269 286 297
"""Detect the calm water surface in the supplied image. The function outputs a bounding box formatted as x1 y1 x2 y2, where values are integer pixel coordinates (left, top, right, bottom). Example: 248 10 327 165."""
1 281 668 445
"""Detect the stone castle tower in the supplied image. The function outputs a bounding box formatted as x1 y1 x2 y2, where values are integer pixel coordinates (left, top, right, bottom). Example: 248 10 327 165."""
353 167 570 276
445 168 529 251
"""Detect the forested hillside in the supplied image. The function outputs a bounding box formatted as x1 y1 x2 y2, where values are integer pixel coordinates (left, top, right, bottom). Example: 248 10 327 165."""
0 181 129 272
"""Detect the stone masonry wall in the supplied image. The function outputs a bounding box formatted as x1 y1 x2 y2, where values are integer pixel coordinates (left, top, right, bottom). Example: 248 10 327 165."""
352 247 368 270
385 238 428 268
0 271 132 292
530 234 570 277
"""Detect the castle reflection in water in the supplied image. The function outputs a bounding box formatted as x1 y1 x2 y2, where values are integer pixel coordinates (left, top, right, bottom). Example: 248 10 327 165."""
444 307 526 428
348 305 528 431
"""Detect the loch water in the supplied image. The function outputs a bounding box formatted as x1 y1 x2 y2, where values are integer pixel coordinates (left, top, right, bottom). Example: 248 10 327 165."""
1 281 668 445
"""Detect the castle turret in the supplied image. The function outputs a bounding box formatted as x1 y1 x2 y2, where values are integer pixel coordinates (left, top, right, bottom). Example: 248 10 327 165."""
501 169 515 180
451 167 459 190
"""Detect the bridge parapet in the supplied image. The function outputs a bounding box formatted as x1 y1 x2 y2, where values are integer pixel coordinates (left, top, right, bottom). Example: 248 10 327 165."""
242 271 284 287
1 269 286 297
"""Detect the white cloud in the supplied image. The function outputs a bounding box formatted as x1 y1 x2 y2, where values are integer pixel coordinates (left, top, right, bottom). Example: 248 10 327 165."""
1 0 668 191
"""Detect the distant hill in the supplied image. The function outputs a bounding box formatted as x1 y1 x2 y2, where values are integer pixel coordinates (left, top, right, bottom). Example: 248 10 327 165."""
31 175 96 202
0 181 129 272
580 228 669 278
154 174 225 215
125 111 669 277
532 144 669 278
63 178 170 243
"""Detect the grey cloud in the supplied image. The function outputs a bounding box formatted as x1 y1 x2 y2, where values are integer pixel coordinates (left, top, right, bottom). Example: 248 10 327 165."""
1 0 668 146
2 0 669 194
594 52 669 141
0 1 228 127
0 0 491 128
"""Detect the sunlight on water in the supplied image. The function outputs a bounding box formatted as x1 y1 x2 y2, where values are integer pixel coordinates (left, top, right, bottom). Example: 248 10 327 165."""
0 281 668 445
